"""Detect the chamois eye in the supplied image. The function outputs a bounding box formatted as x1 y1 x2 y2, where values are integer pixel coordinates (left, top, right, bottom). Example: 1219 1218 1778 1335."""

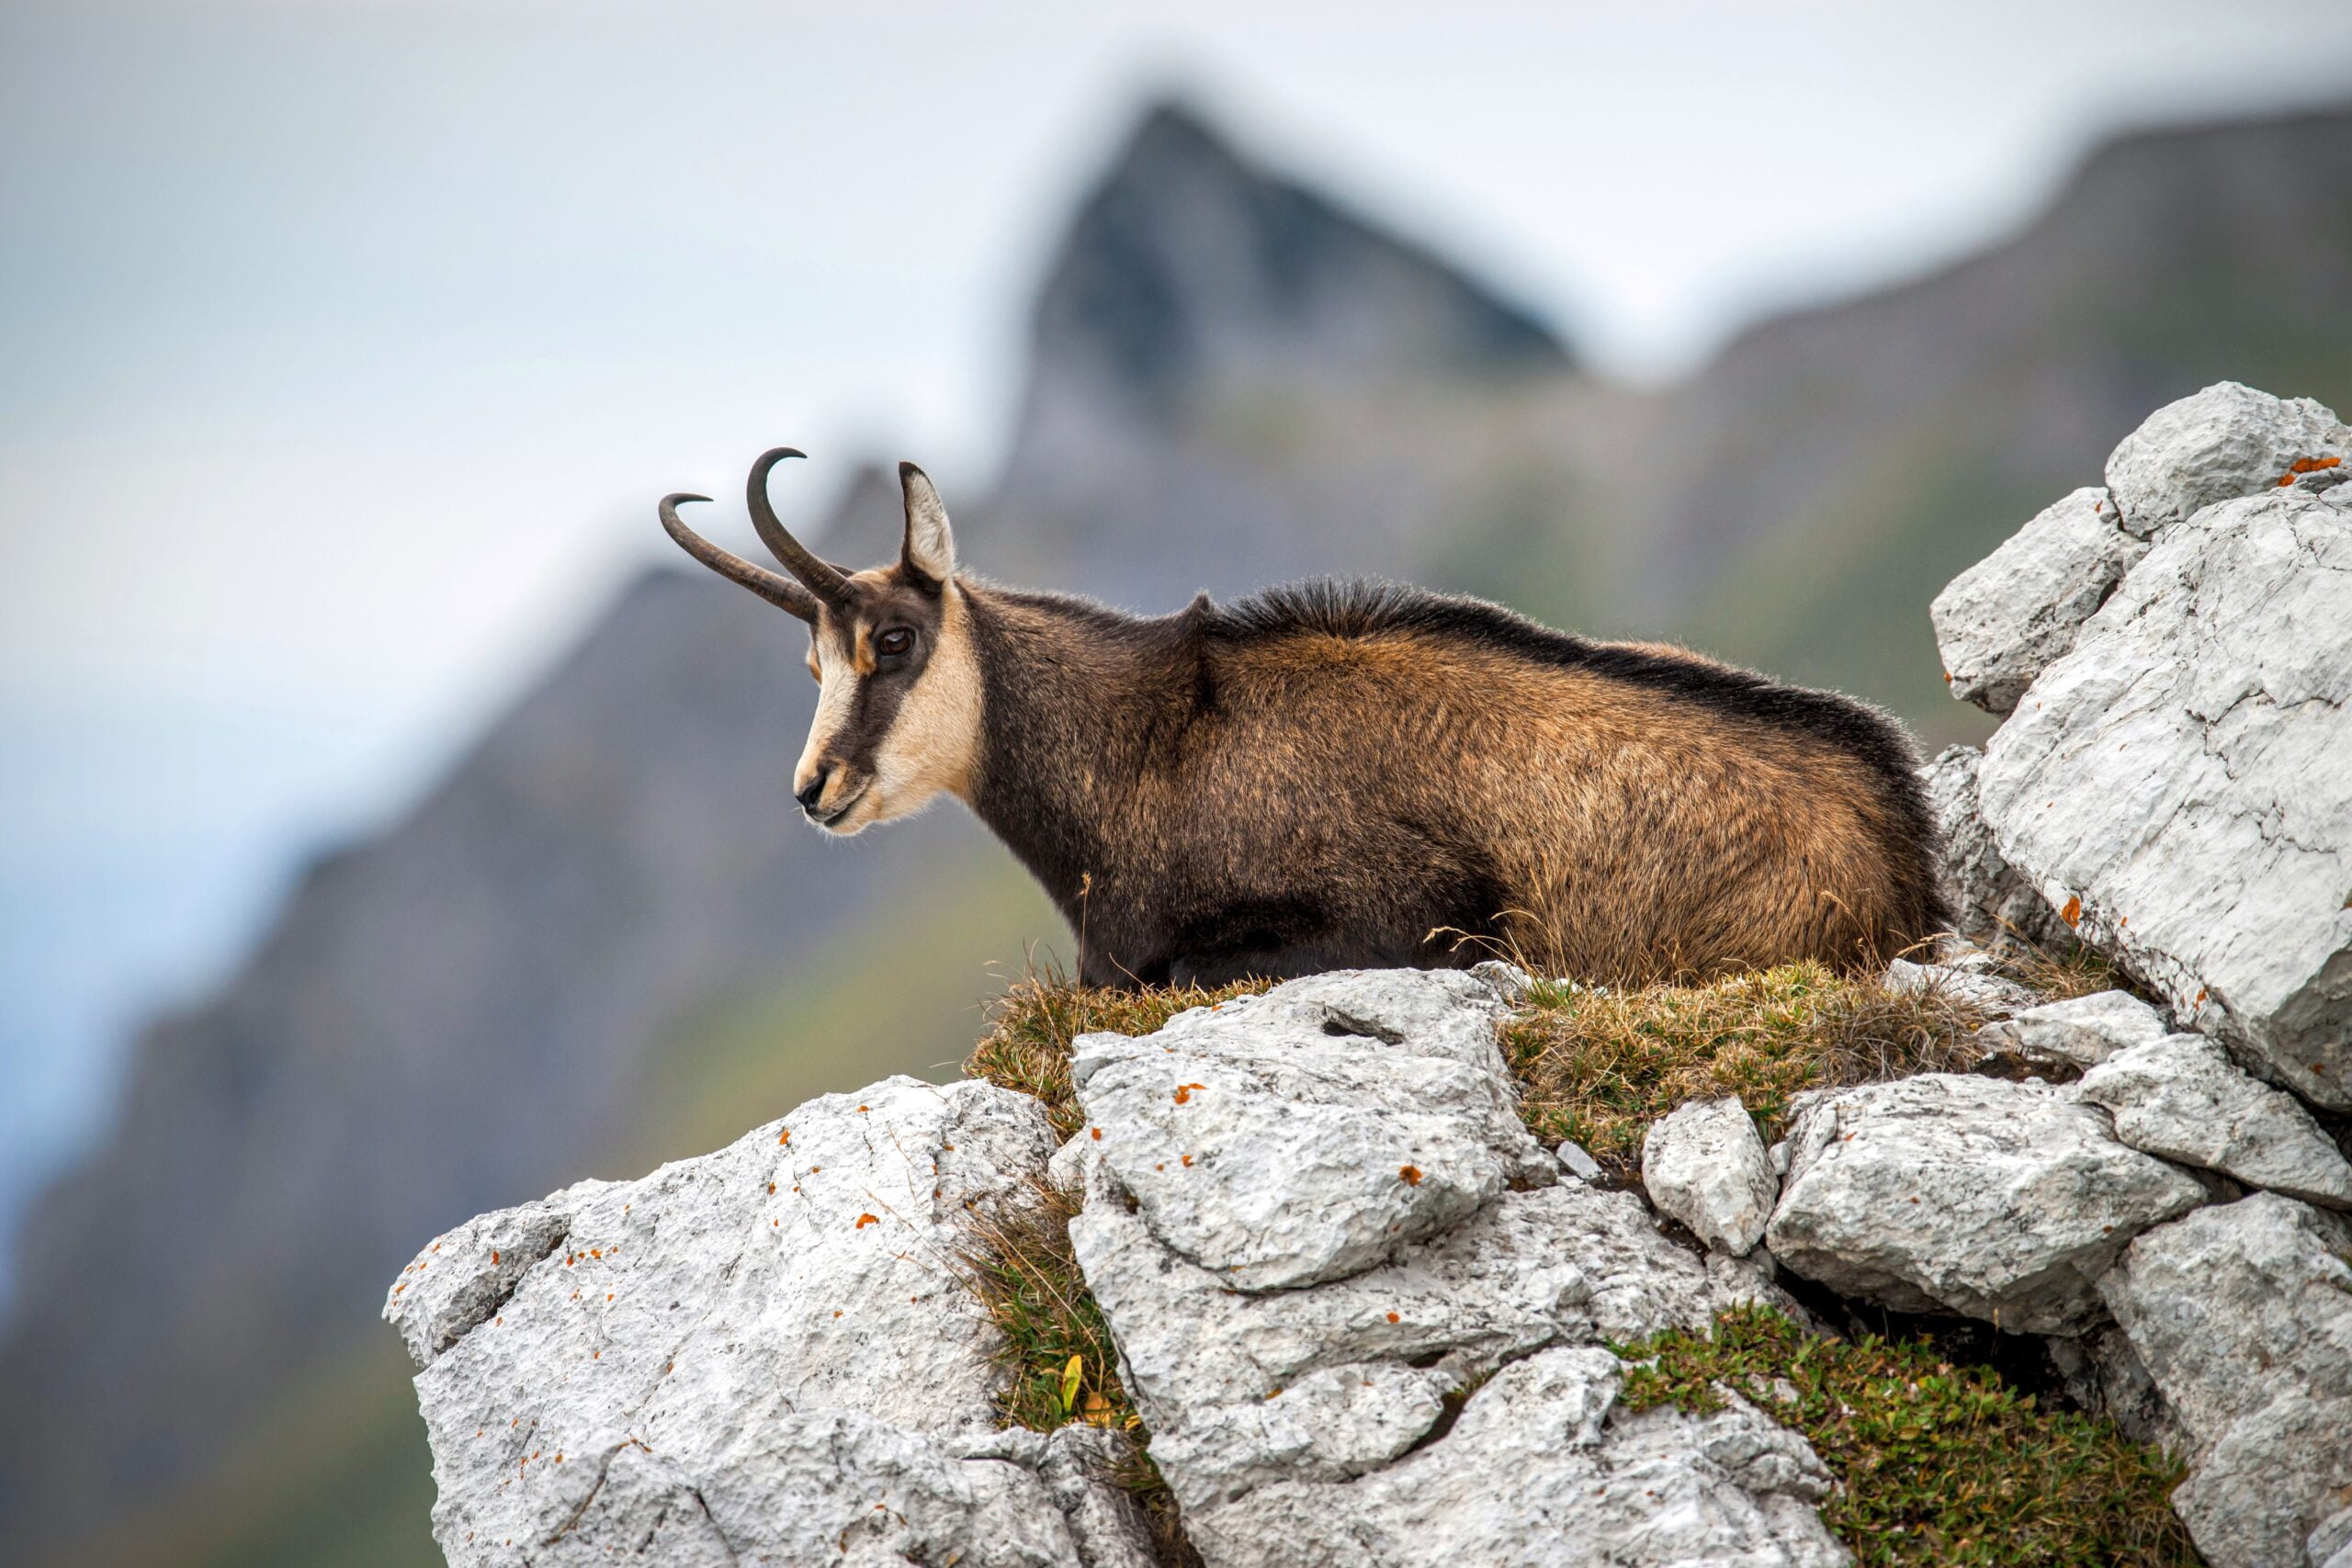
876 627 915 659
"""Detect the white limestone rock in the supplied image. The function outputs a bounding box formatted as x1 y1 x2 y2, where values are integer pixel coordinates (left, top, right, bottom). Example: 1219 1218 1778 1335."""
1643 1096 1778 1257
1069 1165 1723 1511
2104 380 2352 538
1180 1347 1849 1568
1555 1138 1604 1182
1918 745 2075 952
2098 1194 2352 1568
2077 1033 2352 1210
1973 988 2169 1071
1765 1074 2206 1334
1067 968 1553 1293
1065 968 1842 1562
1977 484 2352 1108
1932 486 2149 714
382 1076 1148 1568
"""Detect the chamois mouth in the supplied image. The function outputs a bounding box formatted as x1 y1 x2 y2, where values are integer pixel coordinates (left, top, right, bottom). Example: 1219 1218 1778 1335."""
808 786 868 830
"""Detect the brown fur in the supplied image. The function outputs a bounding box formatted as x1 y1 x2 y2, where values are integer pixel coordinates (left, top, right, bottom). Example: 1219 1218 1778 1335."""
666 459 1950 988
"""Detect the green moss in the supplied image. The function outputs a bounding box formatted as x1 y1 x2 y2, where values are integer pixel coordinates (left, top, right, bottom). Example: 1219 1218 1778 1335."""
1616 1306 2197 1566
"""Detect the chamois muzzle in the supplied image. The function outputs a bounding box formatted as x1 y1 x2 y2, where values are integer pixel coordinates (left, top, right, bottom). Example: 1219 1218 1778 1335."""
657 448 854 622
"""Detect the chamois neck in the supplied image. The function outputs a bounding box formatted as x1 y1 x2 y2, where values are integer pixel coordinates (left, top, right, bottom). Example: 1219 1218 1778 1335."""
958 581 1204 912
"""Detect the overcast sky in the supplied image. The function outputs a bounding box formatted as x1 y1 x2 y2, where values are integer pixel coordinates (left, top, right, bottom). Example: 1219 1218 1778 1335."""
3 0 2347 1304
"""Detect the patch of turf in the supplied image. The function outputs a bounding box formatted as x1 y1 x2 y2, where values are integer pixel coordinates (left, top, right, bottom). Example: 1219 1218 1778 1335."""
1616 1305 2198 1566
956 1180 1201 1568
964 966 1270 1141
1504 961 1986 1175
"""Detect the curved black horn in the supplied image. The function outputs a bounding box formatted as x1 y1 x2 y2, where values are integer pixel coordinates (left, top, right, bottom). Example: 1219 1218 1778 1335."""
660 493 820 623
747 447 853 606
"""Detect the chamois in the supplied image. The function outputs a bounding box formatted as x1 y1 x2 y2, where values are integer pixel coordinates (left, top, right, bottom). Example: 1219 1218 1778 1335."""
660 450 1948 988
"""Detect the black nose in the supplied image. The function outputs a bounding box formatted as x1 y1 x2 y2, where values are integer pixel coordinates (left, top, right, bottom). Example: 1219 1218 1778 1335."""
795 767 831 815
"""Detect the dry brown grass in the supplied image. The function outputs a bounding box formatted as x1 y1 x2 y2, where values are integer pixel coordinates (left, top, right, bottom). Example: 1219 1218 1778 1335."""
964 964 1272 1140
1505 961 1989 1175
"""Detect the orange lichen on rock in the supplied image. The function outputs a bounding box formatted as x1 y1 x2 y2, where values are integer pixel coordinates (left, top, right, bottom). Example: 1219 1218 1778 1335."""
1172 1082 1207 1105
1399 1165 1423 1186
855 1213 879 1229
2060 896 2083 928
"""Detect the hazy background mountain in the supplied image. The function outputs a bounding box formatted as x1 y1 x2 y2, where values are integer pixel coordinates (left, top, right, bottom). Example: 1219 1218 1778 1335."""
6 42 2352 1568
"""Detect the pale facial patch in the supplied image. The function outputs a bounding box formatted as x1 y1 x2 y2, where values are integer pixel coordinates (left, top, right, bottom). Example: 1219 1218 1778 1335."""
793 580 982 835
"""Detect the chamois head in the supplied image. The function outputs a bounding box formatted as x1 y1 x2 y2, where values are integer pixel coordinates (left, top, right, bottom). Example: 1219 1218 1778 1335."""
661 450 980 835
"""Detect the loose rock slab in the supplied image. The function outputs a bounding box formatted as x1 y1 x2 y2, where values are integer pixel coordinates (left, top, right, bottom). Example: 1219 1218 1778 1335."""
1643 1096 1778 1257
2104 380 2352 537
1977 483 2352 1108
2098 1194 2352 1568
1931 485 2147 715
1066 968 1839 1566
1067 969 1554 1292
385 1077 1150 1568
1766 1074 2205 1334
1973 989 2169 1071
2076 1033 2352 1209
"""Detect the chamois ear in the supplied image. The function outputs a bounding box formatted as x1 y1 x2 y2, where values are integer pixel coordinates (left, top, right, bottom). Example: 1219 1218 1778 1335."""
898 461 956 587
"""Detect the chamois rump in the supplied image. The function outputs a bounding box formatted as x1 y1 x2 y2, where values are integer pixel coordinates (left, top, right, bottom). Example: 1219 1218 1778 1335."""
660 450 1947 988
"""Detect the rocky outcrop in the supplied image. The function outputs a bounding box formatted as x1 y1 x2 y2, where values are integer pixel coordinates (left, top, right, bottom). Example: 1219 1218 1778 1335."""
1061 969 1837 1565
2076 1033 2352 1210
380 1077 1162 1568
1763 1074 2205 1334
1919 378 2352 1564
398 970 1854 1567
2098 1195 2352 1568
1944 383 2352 1108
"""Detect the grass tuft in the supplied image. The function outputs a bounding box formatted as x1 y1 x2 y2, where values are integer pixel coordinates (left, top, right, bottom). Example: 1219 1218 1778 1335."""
964 963 1271 1140
1505 961 1986 1174
955 1179 1200 1567
1616 1305 2197 1566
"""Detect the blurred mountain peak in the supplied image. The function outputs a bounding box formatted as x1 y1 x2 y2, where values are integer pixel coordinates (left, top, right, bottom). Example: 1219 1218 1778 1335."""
1024 96 1570 425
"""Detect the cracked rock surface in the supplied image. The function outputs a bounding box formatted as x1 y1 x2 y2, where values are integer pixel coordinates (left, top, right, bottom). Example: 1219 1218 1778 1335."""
1976 481 2352 1108
1973 989 2169 1071
1643 1095 1778 1257
1066 968 1555 1292
2098 1194 2352 1568
2103 380 2352 537
1182 1347 1847 1568
1931 485 2148 715
1917 744 2075 952
1765 1074 2205 1334
383 1076 1152 1568
2076 1032 2352 1209
1065 968 1839 1566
